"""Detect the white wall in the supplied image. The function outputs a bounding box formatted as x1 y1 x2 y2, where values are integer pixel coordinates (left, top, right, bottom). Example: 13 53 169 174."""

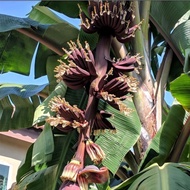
0 134 32 189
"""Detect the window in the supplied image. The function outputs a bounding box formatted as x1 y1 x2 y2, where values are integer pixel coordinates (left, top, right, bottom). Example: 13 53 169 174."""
0 164 9 190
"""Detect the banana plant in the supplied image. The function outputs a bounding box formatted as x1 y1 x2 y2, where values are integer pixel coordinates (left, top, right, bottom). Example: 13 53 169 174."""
1 1 190 190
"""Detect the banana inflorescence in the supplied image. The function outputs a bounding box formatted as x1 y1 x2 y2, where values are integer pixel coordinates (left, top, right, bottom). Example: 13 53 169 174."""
46 1 141 189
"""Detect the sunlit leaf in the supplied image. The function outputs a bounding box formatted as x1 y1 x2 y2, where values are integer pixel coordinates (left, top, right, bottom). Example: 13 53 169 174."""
170 74 190 111
0 31 37 75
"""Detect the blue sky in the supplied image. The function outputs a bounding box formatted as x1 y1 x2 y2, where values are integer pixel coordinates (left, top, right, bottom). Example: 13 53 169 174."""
0 1 38 17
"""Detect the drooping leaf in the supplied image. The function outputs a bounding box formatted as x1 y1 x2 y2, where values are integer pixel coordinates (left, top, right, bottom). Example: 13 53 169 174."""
0 94 41 131
0 83 47 99
139 104 185 171
0 14 39 32
112 163 190 190
0 7 79 77
96 98 141 175
0 31 37 75
170 74 190 111
0 84 46 131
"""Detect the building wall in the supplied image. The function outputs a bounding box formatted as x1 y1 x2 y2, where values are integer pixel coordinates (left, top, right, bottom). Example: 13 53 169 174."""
0 129 39 190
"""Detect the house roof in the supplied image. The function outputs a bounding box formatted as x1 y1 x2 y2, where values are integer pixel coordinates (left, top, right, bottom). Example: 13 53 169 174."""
0 128 41 143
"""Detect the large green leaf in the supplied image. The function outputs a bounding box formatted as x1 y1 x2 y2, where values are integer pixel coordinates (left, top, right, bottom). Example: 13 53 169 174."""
0 6 79 77
0 94 41 131
97 98 141 175
171 20 190 56
150 2 190 64
17 165 58 190
112 163 190 190
0 31 37 75
150 2 190 34
32 124 54 166
39 1 88 18
170 74 190 111
139 104 185 171
28 4 65 24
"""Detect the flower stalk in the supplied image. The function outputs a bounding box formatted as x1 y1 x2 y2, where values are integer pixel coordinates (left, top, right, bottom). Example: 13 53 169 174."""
46 1 141 189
